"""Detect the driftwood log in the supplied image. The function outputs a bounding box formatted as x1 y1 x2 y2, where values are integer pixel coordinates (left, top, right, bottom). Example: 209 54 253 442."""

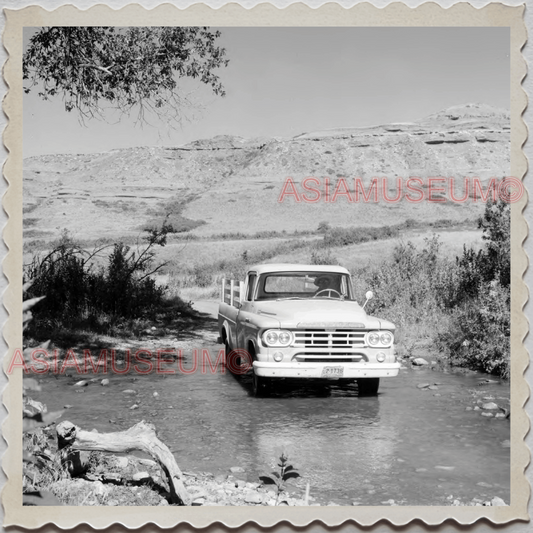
56 420 191 505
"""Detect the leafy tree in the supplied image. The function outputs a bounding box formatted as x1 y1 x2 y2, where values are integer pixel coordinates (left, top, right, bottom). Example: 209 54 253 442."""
478 199 510 288
23 27 229 126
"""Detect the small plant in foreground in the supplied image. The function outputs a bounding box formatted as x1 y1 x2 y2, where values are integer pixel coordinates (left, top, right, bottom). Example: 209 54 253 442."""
259 453 300 504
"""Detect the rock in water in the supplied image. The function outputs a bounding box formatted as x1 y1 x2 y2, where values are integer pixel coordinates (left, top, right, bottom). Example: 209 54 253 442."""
412 358 429 366
482 402 499 410
491 496 507 506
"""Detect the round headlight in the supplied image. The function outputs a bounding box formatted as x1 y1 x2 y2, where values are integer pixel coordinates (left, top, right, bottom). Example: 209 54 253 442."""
368 332 380 346
265 331 278 345
278 331 291 345
380 332 392 345
376 351 386 362
273 352 284 362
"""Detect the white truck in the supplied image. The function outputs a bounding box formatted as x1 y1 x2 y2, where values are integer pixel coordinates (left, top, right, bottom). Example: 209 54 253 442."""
218 263 400 396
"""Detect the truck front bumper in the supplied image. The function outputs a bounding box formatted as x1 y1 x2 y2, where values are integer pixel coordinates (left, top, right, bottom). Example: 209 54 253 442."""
253 361 400 379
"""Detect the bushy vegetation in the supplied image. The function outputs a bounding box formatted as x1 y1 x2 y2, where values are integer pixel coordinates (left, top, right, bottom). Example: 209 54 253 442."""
205 228 313 241
309 247 339 265
354 200 510 378
437 201 510 376
321 218 476 249
323 225 401 247
143 213 205 234
24 225 190 338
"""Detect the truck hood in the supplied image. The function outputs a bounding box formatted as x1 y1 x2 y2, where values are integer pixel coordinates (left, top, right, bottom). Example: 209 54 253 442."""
255 299 393 330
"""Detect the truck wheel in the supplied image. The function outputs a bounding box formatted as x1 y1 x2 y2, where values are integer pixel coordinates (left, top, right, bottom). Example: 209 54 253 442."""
224 339 241 372
252 370 270 397
224 339 231 366
357 378 380 395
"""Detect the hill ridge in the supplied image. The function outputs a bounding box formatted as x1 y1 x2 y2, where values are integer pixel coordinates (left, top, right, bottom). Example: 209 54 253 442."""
23 103 510 243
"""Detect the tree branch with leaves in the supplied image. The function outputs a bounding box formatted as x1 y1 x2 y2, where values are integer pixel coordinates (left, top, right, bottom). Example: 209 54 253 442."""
23 27 229 127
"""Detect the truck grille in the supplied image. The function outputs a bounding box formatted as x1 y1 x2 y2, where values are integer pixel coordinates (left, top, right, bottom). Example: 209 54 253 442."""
293 329 366 347
294 353 368 363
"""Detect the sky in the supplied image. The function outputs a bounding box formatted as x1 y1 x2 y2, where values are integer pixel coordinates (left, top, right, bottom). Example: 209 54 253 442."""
23 27 510 158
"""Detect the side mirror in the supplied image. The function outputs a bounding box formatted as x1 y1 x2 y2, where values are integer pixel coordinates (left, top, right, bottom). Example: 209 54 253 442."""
363 290 374 309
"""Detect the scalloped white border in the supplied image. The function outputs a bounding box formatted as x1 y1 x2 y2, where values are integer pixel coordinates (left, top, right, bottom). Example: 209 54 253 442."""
1 2 529 530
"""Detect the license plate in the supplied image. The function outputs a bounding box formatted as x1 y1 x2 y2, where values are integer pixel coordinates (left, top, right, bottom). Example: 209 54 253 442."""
321 366 344 378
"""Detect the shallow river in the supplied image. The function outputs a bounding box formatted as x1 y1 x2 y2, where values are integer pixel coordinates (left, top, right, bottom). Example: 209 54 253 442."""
33 339 510 506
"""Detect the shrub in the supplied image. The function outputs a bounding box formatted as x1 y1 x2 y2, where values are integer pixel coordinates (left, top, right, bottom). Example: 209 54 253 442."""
310 247 338 265
24 226 171 335
192 264 214 288
437 281 510 378
323 225 400 247
317 221 331 233
142 213 205 234
351 200 511 377
477 199 510 288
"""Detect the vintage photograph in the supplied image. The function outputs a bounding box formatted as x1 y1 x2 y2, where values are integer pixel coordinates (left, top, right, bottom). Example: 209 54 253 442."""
3 3 527 527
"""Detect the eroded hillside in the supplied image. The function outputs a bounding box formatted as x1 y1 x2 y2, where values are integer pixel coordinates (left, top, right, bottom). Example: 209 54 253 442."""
23 103 509 243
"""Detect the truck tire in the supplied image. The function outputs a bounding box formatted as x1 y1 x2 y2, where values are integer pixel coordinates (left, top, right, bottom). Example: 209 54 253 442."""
252 369 270 397
224 337 242 373
224 339 232 371
224 339 231 366
249 345 270 397
357 378 380 395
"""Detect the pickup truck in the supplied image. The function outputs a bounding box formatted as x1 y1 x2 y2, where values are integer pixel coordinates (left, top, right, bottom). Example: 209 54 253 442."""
218 263 400 397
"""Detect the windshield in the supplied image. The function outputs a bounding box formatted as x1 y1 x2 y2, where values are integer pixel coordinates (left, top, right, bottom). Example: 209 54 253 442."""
255 271 354 301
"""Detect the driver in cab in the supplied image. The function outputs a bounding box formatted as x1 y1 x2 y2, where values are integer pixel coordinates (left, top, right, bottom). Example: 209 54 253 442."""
312 275 345 299
314 275 334 295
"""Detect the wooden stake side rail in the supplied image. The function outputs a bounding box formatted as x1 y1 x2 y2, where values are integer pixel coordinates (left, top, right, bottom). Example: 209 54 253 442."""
56 420 192 505
221 279 244 306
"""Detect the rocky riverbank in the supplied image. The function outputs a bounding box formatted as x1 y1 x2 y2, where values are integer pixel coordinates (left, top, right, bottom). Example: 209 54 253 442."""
23 422 310 507
24 423 508 507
